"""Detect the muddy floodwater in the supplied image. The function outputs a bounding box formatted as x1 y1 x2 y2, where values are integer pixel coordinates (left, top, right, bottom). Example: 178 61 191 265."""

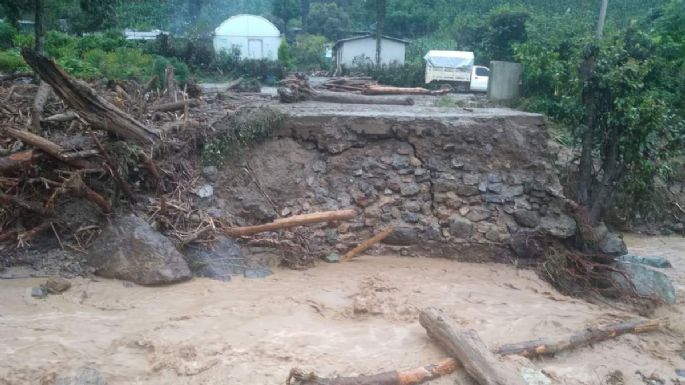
1 235 683 385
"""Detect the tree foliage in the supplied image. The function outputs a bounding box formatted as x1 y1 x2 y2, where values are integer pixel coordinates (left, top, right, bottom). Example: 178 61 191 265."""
304 2 350 41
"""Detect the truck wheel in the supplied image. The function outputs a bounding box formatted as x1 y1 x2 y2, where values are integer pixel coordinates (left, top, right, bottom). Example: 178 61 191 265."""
455 83 469 93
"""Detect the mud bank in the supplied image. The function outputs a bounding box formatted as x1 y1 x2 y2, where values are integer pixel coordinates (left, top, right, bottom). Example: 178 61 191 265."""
0 235 682 385
214 103 573 261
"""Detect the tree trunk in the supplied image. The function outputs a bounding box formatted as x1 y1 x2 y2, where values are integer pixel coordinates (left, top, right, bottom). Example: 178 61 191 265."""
375 0 386 67
31 81 51 132
150 99 200 112
21 50 160 144
165 64 178 102
1 125 93 169
418 309 526 385
224 209 356 237
34 0 45 55
596 0 609 38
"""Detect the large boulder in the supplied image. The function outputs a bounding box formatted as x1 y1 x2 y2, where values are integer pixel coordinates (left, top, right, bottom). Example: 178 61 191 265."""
88 214 192 285
611 261 676 304
539 214 577 238
599 232 628 255
183 236 246 281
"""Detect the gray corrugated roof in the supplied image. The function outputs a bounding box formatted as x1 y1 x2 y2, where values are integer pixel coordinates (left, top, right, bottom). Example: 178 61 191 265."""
333 35 410 49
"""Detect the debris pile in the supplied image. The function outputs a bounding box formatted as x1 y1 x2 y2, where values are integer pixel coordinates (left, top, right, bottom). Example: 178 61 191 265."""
322 76 451 96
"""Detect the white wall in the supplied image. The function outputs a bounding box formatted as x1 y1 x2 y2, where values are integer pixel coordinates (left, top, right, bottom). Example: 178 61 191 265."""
338 38 406 66
213 36 281 60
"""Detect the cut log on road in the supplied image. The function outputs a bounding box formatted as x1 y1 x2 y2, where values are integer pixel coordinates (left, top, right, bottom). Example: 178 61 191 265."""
0 150 38 174
342 225 395 261
419 309 527 385
21 49 159 144
150 99 200 112
224 209 356 237
286 358 462 385
363 85 451 96
312 90 414 105
1 126 93 169
494 318 663 358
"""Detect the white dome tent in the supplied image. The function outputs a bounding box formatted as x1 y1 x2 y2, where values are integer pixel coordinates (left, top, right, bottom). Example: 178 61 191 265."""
213 14 281 60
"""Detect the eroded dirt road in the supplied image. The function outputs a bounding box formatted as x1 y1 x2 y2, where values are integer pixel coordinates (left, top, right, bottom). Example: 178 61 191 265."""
0 236 683 385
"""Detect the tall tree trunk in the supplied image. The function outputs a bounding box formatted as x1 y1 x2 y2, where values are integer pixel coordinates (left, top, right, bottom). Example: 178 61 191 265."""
596 0 609 38
33 0 46 83
375 0 386 67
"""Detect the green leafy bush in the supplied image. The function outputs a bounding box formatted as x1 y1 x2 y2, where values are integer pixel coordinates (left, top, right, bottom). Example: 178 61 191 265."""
292 34 328 70
0 50 26 73
0 22 17 49
277 39 295 69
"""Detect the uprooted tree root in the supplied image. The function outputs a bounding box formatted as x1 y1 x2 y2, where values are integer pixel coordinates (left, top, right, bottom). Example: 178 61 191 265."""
531 234 659 306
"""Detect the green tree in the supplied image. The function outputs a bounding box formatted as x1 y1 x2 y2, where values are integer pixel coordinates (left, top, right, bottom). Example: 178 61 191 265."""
277 38 295 68
292 33 327 69
304 2 350 41
72 0 117 33
272 0 299 25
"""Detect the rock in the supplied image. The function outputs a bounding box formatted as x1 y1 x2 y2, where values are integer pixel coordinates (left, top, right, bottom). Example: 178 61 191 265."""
31 286 47 298
56 367 107 385
403 201 421 213
403 212 420 223
611 262 676 304
513 209 540 228
450 158 464 169
455 185 480 197
324 253 341 263
539 214 577 238
192 184 214 198
243 268 273 279
183 236 245 281
312 160 327 173
520 367 552 385
448 215 473 238
510 230 543 259
466 208 491 222
201 166 218 181
618 255 672 268
462 174 480 185
599 232 627 255
391 154 410 169
88 214 192 285
400 183 421 197
502 185 524 197
487 173 503 183
45 277 71 294
353 169 363 177
487 183 503 194
383 226 419 246
409 156 422 167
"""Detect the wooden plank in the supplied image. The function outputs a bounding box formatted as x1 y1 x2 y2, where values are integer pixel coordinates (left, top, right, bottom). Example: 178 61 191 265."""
342 226 394 261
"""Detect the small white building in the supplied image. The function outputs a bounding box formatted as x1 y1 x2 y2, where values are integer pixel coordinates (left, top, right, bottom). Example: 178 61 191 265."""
213 14 281 60
333 35 409 69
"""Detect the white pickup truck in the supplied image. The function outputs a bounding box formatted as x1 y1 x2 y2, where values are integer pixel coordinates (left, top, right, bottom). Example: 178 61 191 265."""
424 50 489 92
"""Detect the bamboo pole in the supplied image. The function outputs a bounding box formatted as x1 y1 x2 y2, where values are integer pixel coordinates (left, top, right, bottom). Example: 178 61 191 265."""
224 209 356 237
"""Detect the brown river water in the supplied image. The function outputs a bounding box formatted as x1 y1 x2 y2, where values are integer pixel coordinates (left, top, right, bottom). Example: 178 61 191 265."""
0 235 683 385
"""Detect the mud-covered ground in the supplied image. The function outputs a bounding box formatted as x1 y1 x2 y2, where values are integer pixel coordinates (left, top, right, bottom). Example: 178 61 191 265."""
0 235 683 385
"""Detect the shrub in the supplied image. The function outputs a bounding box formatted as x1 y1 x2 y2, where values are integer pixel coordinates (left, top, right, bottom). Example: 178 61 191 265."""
278 39 295 69
215 49 285 84
0 50 26 73
293 34 328 70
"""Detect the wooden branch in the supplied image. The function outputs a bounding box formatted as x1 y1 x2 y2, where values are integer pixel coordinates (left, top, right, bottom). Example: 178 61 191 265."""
419 309 526 385
31 81 52 132
21 49 159 144
150 99 200 112
0 192 46 215
89 133 136 202
42 111 77 123
165 64 178 102
1 126 92 168
65 174 112 213
286 358 461 385
224 209 356 237
16 221 51 247
342 226 394 261
494 318 663 357
0 150 38 174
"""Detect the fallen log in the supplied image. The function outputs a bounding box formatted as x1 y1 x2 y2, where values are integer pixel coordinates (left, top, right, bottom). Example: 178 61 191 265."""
31 81 52 132
1 126 93 169
286 316 663 385
494 318 663 357
224 209 356 237
363 85 451 96
21 49 159 144
419 309 526 385
342 226 394 261
150 99 200 112
286 358 462 385
312 90 414 105
0 150 38 174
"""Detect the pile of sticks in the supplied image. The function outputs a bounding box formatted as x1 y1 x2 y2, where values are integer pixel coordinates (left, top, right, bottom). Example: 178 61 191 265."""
321 77 451 96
